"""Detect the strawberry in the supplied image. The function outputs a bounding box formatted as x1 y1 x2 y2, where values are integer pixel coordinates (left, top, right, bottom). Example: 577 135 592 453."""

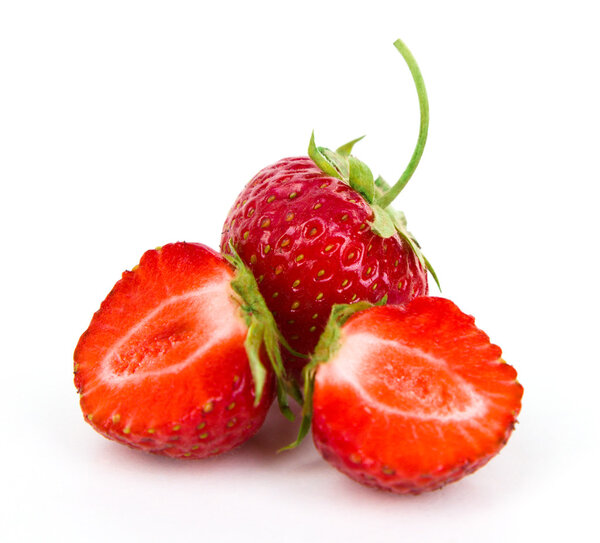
74 242 293 459
292 297 523 494
221 39 437 381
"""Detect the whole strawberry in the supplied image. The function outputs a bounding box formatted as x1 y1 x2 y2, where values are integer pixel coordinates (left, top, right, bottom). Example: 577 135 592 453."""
221 40 436 381
74 242 293 458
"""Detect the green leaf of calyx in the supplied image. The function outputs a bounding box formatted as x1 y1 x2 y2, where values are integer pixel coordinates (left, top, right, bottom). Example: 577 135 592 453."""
369 204 397 238
336 135 365 157
281 301 373 451
226 245 298 419
308 132 348 181
348 156 375 203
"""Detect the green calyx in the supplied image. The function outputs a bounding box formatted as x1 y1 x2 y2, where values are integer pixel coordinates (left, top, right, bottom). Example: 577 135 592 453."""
307 38 439 290
281 299 383 451
226 247 302 421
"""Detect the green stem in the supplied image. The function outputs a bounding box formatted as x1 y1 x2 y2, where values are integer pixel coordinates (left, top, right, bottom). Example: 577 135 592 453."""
376 39 429 209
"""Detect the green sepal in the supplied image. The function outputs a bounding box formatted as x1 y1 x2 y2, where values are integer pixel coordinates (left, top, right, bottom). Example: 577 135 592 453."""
369 204 397 238
336 135 365 157
281 301 374 451
308 131 348 181
348 156 375 203
226 245 299 418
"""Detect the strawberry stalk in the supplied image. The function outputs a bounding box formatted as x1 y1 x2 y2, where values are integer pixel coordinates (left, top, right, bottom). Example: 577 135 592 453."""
227 247 303 420
375 38 429 208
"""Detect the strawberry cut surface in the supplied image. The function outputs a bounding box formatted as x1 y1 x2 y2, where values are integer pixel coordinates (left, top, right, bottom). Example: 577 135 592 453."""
311 297 523 494
74 242 274 458
221 157 428 380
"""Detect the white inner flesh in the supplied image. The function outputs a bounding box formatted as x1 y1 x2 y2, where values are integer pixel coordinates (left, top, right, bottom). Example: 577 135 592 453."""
92 279 245 388
318 332 489 422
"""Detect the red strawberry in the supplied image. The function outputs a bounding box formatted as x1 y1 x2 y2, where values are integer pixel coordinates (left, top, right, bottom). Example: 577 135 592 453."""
74 242 292 459
221 39 436 381
295 297 523 494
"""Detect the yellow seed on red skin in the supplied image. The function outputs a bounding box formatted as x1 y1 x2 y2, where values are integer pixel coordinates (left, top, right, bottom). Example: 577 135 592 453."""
286 212 294 221
123 427 131 434
295 254 304 262
112 414 121 424
292 280 300 288
310 326 317 332
291 301 300 309
382 466 395 475
309 227 318 236
312 313 318 319
267 195 275 203
272 292 279 298
250 254 257 264
196 422 206 430
316 293 324 300
261 218 271 228
280 238 290 247
227 402 235 410
227 418 237 428
199 433 208 439
183 452 192 457
320 182 328 188
324 245 334 252
275 266 283 275
313 203 322 210
289 192 298 199
341 279 349 287
243 231 249 239
203 402 214 413
349 453 361 464
173 425 181 431
317 269 325 277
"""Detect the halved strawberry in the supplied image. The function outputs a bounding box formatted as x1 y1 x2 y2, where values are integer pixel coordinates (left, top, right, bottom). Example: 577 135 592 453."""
293 297 523 494
74 242 293 458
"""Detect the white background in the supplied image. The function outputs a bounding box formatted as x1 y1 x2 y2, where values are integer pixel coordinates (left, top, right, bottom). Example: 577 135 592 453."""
1 1 599 541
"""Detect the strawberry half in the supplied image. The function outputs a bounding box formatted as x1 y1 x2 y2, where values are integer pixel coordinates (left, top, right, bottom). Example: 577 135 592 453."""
221 39 437 381
292 297 523 494
74 242 293 458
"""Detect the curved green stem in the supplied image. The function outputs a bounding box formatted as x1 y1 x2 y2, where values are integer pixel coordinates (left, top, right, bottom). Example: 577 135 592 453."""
376 39 429 209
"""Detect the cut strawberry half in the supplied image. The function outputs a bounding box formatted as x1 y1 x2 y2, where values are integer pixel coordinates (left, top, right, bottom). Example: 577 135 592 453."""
74 242 295 458
291 297 523 494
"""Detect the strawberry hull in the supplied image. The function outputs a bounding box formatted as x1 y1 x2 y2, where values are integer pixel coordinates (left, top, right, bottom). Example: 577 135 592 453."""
221 157 428 380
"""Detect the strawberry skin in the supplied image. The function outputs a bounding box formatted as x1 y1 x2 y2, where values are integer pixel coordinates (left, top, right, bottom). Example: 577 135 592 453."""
74 242 274 458
310 297 523 494
220 157 428 380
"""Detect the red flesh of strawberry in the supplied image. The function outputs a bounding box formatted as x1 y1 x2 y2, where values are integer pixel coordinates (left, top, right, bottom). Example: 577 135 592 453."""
311 297 523 494
74 242 274 458
220 157 428 380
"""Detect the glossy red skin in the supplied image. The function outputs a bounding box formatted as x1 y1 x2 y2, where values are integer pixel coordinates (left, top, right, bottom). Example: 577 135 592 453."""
311 298 523 494
74 242 274 459
221 157 428 380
